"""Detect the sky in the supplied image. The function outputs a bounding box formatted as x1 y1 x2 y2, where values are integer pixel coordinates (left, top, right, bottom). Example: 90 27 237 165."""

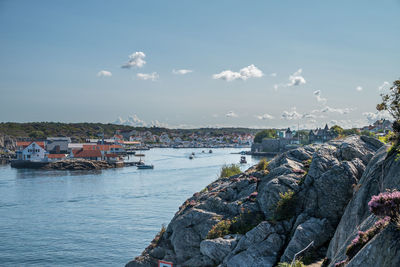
0 0 399 129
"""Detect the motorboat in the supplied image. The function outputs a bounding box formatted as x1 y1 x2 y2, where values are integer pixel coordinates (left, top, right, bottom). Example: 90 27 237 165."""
209 150 213 153
189 155 194 160
240 156 247 164
137 164 154 169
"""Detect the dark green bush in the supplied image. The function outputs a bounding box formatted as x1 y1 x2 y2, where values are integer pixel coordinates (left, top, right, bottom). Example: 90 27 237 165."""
206 211 264 239
274 190 296 221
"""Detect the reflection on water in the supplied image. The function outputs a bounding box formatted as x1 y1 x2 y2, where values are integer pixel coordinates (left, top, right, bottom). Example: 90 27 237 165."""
0 148 263 267
16 169 103 179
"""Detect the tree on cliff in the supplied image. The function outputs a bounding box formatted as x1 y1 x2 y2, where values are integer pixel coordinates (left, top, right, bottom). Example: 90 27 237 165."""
254 129 277 143
377 79 400 134
331 125 344 136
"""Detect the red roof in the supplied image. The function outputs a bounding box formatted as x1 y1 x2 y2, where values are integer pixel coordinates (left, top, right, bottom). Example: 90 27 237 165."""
73 149 102 158
48 154 67 159
16 141 45 149
82 144 122 151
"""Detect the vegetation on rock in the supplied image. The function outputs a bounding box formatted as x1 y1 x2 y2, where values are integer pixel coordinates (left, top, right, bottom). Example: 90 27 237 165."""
368 190 400 221
345 217 390 260
206 210 264 239
255 158 269 171
277 260 305 267
220 164 241 178
274 190 297 221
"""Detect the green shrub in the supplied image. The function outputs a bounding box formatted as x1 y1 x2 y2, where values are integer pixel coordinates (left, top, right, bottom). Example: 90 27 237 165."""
387 142 400 161
230 211 264 235
277 260 305 267
220 164 241 178
207 219 232 239
274 190 296 221
206 211 265 239
256 158 269 171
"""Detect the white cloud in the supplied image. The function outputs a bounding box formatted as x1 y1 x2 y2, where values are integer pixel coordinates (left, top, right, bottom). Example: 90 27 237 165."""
213 64 264 81
303 113 317 119
113 115 169 128
270 73 277 77
281 108 302 120
378 81 390 91
321 106 355 115
113 115 147 127
172 69 193 75
121 51 146 69
362 111 392 124
256 113 274 120
273 69 306 90
213 70 242 81
288 69 306 86
225 111 238 118
150 120 169 128
97 70 112 77
313 90 327 104
137 72 159 81
356 86 363 92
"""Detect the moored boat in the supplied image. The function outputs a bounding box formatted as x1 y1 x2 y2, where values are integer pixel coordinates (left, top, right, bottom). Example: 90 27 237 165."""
137 164 154 169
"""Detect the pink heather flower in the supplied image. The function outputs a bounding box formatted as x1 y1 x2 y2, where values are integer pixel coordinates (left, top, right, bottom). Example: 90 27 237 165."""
250 192 258 197
335 260 347 267
368 191 400 218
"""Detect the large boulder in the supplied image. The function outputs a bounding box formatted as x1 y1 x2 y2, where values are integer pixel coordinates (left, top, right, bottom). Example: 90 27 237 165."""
200 235 241 263
345 225 400 267
280 217 333 262
126 136 384 267
327 144 400 266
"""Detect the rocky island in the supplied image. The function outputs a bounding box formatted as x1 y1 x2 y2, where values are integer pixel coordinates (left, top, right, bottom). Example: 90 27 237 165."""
126 135 400 267
10 159 115 170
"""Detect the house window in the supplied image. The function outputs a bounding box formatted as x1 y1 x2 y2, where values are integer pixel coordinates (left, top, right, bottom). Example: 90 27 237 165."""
27 155 31 159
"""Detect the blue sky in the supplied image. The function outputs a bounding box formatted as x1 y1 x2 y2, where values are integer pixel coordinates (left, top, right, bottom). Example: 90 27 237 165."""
0 0 399 129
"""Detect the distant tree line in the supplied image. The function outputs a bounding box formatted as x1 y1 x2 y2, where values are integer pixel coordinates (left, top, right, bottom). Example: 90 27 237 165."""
0 122 261 142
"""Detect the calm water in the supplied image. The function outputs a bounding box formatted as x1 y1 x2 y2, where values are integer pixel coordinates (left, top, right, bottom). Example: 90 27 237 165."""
0 148 261 266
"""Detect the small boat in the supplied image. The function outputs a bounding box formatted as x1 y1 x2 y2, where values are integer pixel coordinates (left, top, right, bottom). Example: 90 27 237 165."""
240 156 247 164
137 164 154 169
202 150 205 153
209 150 213 153
189 155 194 160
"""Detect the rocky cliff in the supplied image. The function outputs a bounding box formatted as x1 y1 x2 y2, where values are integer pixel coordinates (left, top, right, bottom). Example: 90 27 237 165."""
126 135 400 267
0 134 17 151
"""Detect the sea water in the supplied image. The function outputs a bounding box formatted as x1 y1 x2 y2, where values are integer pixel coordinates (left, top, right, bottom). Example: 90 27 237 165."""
0 148 262 266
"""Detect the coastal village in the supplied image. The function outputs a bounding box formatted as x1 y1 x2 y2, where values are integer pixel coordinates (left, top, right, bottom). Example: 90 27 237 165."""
0 119 393 168
2 129 254 168
251 120 393 154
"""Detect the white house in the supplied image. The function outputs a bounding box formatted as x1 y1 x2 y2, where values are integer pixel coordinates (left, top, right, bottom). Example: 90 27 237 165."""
16 141 48 162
